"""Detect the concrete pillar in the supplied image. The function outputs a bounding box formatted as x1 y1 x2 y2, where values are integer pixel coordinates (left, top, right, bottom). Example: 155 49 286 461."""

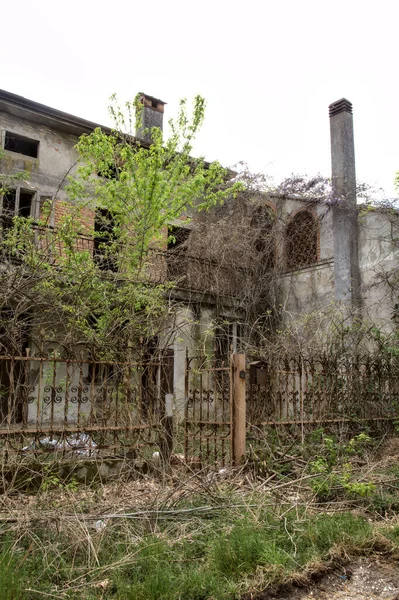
231 354 246 466
329 98 361 309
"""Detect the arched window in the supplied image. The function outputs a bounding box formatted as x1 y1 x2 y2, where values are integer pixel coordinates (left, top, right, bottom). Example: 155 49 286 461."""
251 206 276 269
286 210 318 270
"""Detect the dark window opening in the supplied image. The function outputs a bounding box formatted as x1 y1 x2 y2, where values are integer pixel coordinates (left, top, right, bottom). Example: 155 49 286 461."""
167 226 190 281
1 190 34 231
0 309 30 356
214 322 242 363
97 162 119 180
93 209 117 271
86 360 115 385
19 192 33 218
251 207 276 269
140 342 174 418
215 325 232 362
249 361 268 386
4 132 39 158
0 310 31 425
83 315 115 384
2 191 16 229
167 226 190 251
286 211 318 270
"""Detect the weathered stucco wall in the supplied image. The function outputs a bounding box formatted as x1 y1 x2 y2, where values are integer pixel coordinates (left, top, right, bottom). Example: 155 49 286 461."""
277 197 335 322
278 198 399 332
0 112 79 196
280 262 335 319
358 208 399 329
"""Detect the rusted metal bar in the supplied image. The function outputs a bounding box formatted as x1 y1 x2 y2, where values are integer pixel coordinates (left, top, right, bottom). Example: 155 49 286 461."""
0 424 152 435
253 416 397 427
0 355 163 367
184 349 189 461
185 419 232 426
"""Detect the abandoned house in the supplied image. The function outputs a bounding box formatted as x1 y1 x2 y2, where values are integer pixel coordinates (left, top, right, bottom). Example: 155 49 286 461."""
0 89 398 431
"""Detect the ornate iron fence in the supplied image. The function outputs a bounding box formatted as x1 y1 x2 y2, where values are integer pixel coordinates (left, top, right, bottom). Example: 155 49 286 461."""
2 351 398 466
247 355 399 446
184 356 232 467
0 354 166 459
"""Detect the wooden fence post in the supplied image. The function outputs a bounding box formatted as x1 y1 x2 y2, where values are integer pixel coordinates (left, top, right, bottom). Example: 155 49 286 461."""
231 353 246 466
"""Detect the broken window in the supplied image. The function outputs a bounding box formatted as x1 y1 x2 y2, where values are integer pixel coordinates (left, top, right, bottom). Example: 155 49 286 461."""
4 132 39 158
140 341 174 421
286 210 318 270
214 321 243 363
1 189 35 232
160 348 174 397
82 314 115 384
141 337 160 420
93 209 117 271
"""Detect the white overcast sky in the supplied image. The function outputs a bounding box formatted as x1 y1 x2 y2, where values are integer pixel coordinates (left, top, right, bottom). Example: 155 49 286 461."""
2 0 398 197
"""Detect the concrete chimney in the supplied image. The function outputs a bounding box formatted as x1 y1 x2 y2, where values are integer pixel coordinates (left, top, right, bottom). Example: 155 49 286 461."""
136 93 166 143
329 98 361 310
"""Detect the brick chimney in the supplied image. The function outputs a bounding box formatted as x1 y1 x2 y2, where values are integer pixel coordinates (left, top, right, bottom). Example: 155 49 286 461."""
329 98 361 310
136 93 166 143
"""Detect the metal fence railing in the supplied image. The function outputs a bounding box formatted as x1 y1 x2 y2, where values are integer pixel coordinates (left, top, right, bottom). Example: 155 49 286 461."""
247 355 399 443
0 223 242 298
2 352 398 466
0 354 167 459
184 356 232 467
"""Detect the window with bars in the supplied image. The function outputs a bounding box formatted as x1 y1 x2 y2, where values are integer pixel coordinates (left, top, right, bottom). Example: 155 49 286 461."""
286 210 318 270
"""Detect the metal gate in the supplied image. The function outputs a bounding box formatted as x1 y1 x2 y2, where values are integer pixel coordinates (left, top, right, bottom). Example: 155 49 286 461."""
184 354 246 467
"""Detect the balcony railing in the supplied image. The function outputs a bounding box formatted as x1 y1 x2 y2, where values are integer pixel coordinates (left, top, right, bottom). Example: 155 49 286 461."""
0 220 244 299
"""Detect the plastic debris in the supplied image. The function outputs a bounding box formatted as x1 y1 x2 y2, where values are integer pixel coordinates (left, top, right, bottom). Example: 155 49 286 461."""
22 433 98 456
94 519 107 532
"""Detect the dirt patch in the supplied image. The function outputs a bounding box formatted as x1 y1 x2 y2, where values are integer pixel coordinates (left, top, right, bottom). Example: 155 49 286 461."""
377 437 399 463
251 557 399 600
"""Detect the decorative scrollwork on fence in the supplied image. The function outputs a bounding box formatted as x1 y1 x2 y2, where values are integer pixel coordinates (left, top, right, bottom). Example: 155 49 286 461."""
43 385 65 404
28 385 36 404
70 386 89 404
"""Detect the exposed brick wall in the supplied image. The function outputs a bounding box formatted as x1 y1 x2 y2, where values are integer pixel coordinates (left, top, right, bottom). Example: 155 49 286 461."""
54 201 94 235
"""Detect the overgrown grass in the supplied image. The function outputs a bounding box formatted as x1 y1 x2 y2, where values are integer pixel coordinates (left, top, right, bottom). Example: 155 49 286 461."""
2 431 399 599
0 540 27 600
0 500 388 600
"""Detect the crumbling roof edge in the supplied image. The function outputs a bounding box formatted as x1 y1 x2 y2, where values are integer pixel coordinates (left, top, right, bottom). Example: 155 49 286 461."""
0 88 115 137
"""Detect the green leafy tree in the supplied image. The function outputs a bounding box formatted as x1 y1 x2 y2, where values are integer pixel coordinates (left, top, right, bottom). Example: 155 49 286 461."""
68 95 237 268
